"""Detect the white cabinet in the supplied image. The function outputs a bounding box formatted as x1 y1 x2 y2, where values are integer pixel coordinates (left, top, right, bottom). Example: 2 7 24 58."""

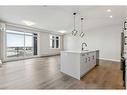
80 52 96 77
61 50 98 80
89 52 96 68
80 53 88 77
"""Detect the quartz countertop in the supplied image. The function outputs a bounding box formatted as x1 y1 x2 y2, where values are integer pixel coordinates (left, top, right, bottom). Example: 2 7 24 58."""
61 50 99 54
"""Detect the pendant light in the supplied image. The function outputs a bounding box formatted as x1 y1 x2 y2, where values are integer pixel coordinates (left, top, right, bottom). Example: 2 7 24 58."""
80 18 85 38
72 13 78 36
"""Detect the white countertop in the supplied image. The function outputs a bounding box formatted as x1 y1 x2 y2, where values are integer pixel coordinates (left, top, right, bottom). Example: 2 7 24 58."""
61 50 98 54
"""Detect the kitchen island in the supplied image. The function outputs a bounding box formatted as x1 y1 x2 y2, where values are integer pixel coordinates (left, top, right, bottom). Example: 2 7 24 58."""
60 50 99 80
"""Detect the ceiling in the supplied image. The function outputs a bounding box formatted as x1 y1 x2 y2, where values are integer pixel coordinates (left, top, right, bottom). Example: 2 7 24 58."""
0 6 126 34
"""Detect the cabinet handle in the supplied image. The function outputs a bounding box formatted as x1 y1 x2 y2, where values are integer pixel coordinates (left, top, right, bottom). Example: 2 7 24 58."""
92 55 94 59
85 58 87 63
88 57 90 61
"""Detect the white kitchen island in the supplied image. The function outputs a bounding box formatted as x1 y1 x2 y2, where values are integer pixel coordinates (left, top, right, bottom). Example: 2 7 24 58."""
60 50 99 80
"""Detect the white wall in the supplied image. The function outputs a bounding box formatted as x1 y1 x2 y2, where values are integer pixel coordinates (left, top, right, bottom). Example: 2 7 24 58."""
0 31 2 60
39 32 63 56
0 23 6 61
0 31 6 61
64 23 122 62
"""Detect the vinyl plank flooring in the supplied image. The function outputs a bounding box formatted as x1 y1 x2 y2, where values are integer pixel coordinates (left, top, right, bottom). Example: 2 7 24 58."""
0 56 124 89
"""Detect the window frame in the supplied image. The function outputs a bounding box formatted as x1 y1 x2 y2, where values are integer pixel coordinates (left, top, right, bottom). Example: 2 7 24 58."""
49 34 60 49
5 29 39 61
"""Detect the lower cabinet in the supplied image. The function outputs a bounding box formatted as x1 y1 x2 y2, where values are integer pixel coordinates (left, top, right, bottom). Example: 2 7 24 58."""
80 52 96 77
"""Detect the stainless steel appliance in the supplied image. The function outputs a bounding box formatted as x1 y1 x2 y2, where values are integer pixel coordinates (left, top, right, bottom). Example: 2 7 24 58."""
121 21 127 87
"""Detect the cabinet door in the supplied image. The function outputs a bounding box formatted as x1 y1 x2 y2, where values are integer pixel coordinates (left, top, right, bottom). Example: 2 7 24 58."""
91 52 96 66
80 53 88 77
87 52 96 70
87 53 92 70
80 52 96 77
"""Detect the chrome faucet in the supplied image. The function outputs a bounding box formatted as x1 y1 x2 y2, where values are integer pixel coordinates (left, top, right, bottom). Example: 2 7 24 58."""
82 42 87 51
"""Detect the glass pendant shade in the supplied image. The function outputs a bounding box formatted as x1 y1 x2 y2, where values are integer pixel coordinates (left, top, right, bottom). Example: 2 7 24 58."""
80 32 85 37
72 29 78 36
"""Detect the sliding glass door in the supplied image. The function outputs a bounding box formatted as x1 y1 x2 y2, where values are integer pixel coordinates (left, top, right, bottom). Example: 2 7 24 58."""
24 33 38 58
6 30 38 60
6 30 25 59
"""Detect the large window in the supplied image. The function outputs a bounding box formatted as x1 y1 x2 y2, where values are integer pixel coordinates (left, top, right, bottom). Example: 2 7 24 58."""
50 35 60 49
6 30 38 59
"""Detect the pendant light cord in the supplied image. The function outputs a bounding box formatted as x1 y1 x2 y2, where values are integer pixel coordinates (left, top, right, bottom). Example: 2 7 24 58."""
81 18 83 32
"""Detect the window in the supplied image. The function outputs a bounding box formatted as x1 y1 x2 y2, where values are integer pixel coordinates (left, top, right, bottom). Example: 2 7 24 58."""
6 30 38 59
50 35 60 49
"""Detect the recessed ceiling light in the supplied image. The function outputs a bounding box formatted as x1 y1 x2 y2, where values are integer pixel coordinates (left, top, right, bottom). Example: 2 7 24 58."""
22 20 35 26
107 9 111 12
58 30 67 33
109 15 113 18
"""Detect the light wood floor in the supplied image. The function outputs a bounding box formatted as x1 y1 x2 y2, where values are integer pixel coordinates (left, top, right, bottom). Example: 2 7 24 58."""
0 56 124 89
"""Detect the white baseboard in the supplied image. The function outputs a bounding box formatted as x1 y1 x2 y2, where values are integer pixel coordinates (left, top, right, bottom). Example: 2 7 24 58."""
100 58 120 62
40 53 60 57
0 60 2 65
